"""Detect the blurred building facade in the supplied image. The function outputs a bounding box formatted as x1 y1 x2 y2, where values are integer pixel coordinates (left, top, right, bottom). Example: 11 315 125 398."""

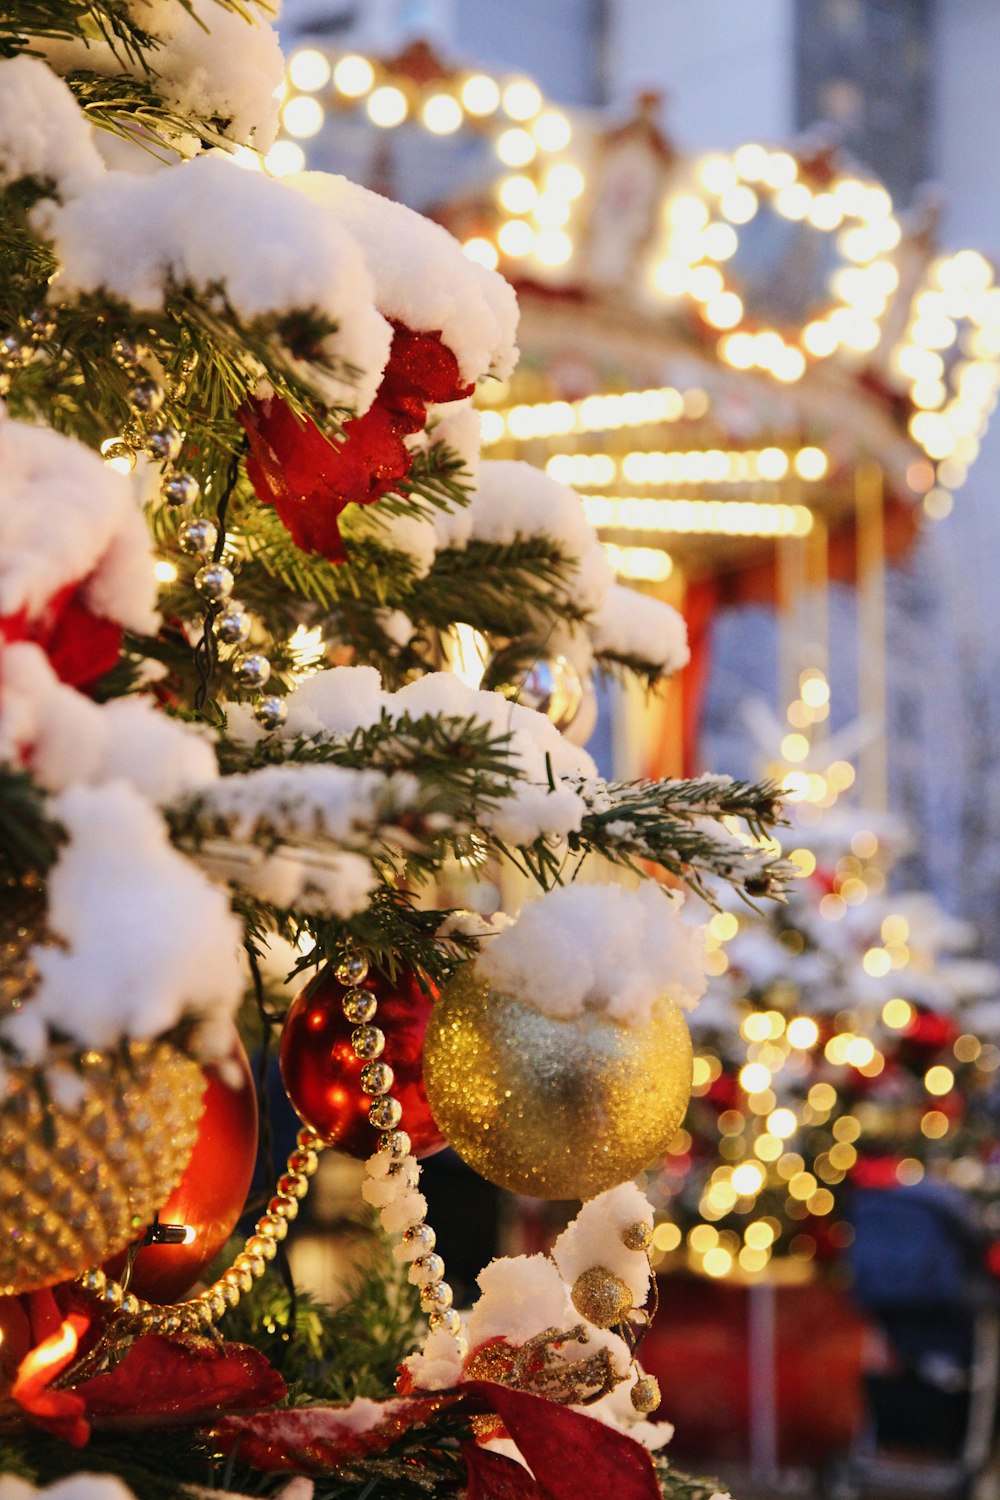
279 0 1000 946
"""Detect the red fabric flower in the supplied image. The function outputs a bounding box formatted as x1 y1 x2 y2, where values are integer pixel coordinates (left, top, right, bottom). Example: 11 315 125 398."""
239 322 473 562
0 581 123 689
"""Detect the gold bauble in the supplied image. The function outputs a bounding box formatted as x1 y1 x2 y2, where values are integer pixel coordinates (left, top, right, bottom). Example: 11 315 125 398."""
0 1039 205 1295
422 968 693 1200
631 1374 661 1414
571 1266 634 1328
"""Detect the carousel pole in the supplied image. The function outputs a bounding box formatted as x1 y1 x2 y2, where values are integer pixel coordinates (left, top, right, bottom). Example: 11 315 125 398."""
855 460 888 810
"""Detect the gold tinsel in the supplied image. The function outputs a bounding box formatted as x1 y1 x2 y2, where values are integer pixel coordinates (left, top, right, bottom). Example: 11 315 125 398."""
0 1040 205 1295
422 968 693 1199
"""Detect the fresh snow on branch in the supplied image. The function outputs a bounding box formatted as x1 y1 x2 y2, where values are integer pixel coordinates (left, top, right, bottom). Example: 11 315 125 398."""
0 56 104 196
293 173 520 383
0 420 157 633
33 157 393 413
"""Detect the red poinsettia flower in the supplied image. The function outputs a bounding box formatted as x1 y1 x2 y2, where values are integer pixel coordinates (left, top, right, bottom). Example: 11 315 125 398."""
0 581 123 689
239 321 473 562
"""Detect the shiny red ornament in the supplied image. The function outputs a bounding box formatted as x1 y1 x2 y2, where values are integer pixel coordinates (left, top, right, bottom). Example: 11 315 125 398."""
239 321 473 562
280 966 444 1158
109 1035 259 1305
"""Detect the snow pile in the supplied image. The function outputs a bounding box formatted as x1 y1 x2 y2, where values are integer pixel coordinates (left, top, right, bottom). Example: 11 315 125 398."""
469 460 612 611
0 1477 138 1500
37 0 284 151
0 420 157 634
466 1254 572 1348
592 583 689 675
363 1149 428 1239
34 156 393 412
275 664 596 847
0 642 217 802
0 57 105 196
2 782 244 1061
478 881 707 1026
442 461 690 679
128 0 285 151
294 173 520 383
189 762 390 842
552 1184 654 1307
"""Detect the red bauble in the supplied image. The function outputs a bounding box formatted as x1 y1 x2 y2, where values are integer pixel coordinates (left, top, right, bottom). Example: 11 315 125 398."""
108 1035 259 1305
280 966 445 1159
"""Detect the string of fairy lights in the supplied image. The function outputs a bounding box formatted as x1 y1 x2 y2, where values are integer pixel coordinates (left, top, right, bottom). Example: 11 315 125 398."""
642 668 1000 1283
263 40 1000 542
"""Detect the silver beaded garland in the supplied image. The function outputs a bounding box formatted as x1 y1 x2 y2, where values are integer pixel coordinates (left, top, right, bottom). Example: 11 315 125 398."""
177 518 219 557
195 562 235 601
128 377 166 414
162 472 200 507
254 695 288 731
332 948 466 1360
146 426 184 463
233 651 271 689
216 601 253 646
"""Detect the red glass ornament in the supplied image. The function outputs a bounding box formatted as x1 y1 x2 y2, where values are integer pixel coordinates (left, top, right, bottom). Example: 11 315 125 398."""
108 1034 259 1304
280 966 444 1158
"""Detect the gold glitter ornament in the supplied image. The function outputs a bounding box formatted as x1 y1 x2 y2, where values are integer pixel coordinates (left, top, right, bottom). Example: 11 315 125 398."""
630 1374 661 1414
570 1266 634 1328
422 968 693 1199
0 1040 205 1295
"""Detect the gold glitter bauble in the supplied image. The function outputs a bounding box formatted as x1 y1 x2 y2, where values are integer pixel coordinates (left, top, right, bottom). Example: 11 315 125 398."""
0 1040 205 1295
631 1374 661 1414
571 1266 634 1328
422 969 693 1200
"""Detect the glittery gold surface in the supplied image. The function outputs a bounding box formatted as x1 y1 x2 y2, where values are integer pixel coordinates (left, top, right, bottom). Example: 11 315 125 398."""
570 1266 635 1327
0 1040 205 1295
422 970 693 1199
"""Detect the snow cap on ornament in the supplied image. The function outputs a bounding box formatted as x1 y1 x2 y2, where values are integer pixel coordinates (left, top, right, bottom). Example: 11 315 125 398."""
239 172 520 565
422 882 704 1199
0 420 158 686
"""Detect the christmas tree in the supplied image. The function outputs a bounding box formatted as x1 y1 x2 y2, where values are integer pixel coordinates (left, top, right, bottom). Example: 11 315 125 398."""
0 4 790 1498
652 803 1000 1282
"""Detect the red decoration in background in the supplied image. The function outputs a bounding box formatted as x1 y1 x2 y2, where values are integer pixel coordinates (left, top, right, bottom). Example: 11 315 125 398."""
107 1033 259 1304
281 965 444 1158
239 321 473 562
0 581 123 689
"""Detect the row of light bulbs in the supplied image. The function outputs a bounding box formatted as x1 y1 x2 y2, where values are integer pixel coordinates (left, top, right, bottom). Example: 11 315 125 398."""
544 444 828 488
270 47 1000 496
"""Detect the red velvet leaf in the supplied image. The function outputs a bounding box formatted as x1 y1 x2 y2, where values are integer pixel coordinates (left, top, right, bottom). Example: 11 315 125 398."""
460 1382 662 1500
81 1335 286 1430
239 320 474 563
464 1442 547 1500
211 1394 450 1471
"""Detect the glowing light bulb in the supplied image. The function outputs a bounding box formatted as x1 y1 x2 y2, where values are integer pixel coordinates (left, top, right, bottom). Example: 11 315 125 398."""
496 127 536 167
461 74 501 115
333 54 375 97
534 228 573 266
282 95 325 138
463 237 498 269
502 79 542 121
265 140 306 176
532 110 571 152
367 86 407 128
288 49 331 92
422 93 463 134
